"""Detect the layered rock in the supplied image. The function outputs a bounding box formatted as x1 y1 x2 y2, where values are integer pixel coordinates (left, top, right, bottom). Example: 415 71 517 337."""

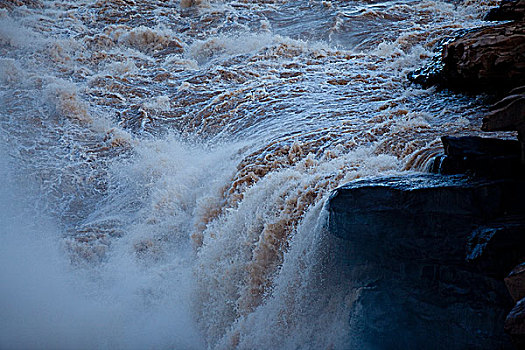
401 3 525 348
325 174 523 349
440 21 525 92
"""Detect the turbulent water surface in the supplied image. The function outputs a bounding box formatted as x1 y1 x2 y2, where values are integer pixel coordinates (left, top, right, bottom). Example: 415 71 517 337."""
0 0 500 348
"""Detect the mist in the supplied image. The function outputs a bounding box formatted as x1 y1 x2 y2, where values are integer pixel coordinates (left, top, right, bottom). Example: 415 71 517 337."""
0 149 204 350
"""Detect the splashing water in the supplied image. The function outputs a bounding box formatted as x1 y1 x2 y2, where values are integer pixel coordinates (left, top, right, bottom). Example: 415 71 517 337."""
0 0 502 348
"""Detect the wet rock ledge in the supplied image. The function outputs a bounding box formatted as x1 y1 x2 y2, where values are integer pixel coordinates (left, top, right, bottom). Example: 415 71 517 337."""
326 1 525 348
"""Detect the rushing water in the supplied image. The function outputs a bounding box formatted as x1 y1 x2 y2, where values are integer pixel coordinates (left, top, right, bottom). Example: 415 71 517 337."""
0 0 501 349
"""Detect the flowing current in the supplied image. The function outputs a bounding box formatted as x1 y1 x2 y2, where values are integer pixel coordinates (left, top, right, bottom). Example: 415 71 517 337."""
0 0 501 348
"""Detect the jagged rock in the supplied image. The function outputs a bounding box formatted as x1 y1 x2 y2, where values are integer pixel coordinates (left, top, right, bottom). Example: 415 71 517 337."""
485 0 525 22
505 263 525 302
505 297 525 348
441 21 525 91
429 136 522 177
326 174 524 349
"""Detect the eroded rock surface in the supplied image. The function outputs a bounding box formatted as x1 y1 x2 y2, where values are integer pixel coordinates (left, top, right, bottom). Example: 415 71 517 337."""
440 21 525 91
410 1 525 93
482 94 525 133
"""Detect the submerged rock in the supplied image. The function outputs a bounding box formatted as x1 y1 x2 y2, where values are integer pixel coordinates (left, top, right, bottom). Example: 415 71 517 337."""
407 30 471 88
326 174 523 349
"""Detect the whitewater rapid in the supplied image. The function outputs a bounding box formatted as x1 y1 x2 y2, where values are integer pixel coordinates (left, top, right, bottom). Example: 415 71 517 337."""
1 0 500 348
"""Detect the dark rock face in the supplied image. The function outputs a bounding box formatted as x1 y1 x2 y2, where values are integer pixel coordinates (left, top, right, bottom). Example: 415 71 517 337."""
485 0 525 21
482 93 525 133
325 174 523 349
482 92 525 163
467 221 525 279
441 135 520 158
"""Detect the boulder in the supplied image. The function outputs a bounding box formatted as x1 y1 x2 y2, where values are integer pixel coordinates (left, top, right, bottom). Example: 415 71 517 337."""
325 174 524 349
505 297 525 348
505 263 525 302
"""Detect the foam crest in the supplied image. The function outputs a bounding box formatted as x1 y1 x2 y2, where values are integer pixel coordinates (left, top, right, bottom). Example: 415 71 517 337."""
112 25 184 53
0 16 44 49
45 81 92 124
188 33 275 63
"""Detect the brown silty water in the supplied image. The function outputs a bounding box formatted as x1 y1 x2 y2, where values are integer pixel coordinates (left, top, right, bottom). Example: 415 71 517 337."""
0 0 507 348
